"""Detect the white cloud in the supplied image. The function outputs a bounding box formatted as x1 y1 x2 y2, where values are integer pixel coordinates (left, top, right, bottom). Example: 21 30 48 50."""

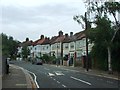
0 0 86 42
0 0 84 7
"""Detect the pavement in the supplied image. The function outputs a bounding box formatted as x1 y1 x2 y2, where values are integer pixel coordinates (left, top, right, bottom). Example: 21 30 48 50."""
2 64 37 89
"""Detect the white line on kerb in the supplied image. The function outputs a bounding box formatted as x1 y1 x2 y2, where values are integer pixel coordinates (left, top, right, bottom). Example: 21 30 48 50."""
70 76 92 86
20 67 40 88
26 70 40 88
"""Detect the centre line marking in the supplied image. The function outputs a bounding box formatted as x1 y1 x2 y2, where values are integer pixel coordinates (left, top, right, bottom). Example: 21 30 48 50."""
57 81 60 84
70 76 92 86
62 84 67 87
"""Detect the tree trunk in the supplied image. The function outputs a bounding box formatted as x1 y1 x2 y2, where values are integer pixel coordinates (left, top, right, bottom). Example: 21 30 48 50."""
107 46 113 74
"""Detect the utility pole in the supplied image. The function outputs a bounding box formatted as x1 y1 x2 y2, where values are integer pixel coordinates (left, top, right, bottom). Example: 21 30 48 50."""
73 0 91 71
85 12 89 71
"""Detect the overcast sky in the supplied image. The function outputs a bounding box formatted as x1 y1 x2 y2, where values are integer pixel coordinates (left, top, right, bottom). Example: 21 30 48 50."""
0 0 119 42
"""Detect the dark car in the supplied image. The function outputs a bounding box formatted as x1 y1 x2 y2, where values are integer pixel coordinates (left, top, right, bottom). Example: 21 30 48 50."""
32 59 43 65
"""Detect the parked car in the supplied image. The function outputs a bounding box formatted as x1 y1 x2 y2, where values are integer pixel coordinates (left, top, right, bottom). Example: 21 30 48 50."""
32 58 43 65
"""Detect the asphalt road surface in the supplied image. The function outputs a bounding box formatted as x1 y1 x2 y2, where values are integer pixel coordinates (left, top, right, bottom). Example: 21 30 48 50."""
10 60 119 89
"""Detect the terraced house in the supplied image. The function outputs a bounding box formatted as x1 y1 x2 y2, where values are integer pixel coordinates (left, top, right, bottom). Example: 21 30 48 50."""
62 32 76 66
18 30 93 67
41 37 51 56
75 31 93 67
17 38 33 60
32 35 47 58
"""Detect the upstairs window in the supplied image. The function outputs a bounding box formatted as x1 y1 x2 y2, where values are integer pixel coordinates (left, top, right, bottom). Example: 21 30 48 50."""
65 46 68 49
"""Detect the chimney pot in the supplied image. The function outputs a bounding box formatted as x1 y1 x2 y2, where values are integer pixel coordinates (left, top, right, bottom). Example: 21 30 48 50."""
40 35 44 39
65 33 68 37
70 32 73 37
58 30 63 36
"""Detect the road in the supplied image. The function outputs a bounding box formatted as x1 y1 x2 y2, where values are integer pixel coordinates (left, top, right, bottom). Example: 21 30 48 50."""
11 60 119 88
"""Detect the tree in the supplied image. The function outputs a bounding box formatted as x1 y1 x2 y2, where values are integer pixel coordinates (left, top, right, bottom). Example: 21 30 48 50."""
21 46 30 60
1 33 19 59
87 2 120 73
73 1 120 72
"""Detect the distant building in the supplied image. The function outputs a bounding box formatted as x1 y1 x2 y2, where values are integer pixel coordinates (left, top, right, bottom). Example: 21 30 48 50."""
62 32 76 66
49 36 58 57
50 31 65 58
17 38 33 60
32 35 45 58
17 30 93 67
41 37 51 56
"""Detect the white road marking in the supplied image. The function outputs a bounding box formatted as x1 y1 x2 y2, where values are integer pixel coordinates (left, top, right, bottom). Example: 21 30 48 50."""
62 84 67 87
55 72 64 76
25 69 40 88
50 65 118 80
17 66 40 88
70 76 92 86
57 81 60 84
48 73 55 76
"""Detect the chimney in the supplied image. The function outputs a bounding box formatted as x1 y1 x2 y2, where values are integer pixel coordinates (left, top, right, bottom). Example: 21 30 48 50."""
58 30 63 36
47 37 50 40
70 32 73 37
65 33 68 38
26 38 29 41
40 35 44 39
45 37 47 39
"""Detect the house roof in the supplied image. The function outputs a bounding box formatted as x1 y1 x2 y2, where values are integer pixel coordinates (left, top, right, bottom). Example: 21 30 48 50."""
36 38 45 45
32 38 46 46
62 34 71 43
74 30 86 40
62 37 70 43
32 39 39 46
53 35 65 43
49 36 58 44
41 38 50 45
20 40 33 47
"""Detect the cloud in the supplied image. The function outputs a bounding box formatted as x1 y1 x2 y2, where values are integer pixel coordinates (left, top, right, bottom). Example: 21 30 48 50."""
0 0 85 7
1 0 86 42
